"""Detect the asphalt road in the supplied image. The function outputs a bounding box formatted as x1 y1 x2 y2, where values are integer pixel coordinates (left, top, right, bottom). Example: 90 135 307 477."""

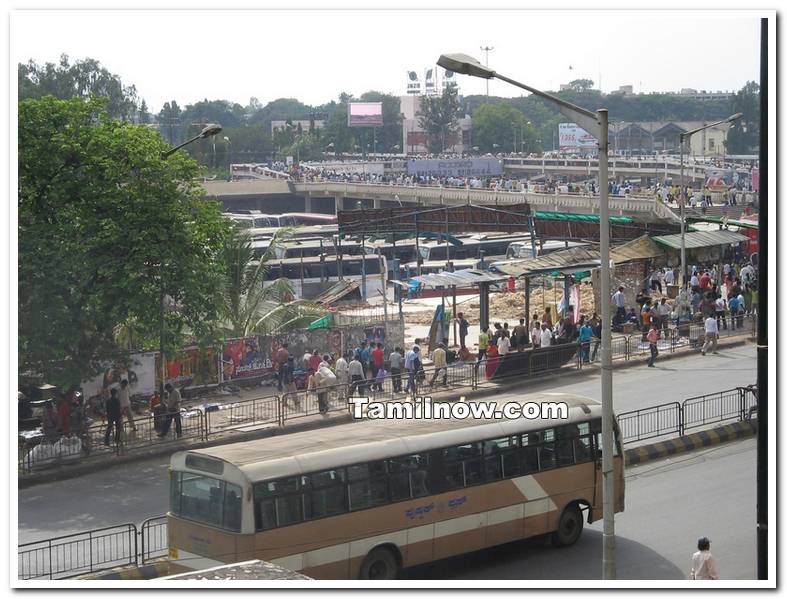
18 345 756 549
405 437 757 580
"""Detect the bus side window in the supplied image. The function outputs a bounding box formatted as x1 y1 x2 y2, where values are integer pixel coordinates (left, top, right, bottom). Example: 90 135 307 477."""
348 461 388 511
539 428 556 470
574 421 593 463
521 433 541 473
304 469 347 519
223 483 242 532
555 424 579 467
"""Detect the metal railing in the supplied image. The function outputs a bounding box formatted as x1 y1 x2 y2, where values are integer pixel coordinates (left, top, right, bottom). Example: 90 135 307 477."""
18 523 139 580
140 515 168 564
18 316 754 476
618 385 757 444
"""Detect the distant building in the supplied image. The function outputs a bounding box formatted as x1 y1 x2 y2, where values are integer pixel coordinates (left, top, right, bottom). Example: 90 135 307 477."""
674 89 734 102
400 95 471 155
611 121 734 157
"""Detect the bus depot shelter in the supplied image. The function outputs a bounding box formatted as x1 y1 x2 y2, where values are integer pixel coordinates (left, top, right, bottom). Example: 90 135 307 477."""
392 269 508 347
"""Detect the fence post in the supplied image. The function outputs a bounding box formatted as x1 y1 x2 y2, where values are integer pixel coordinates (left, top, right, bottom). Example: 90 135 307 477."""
133 524 139 567
48 539 53 580
678 403 685 436
624 336 630 361
277 395 284 427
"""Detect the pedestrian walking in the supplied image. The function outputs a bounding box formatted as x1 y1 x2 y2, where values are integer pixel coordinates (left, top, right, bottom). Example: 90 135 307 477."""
281 356 300 408
371 342 385 392
334 352 349 400
348 354 365 397
579 319 593 363
531 321 541 349
428 343 448 387
457 313 470 350
404 345 421 394
389 347 403 393
646 324 660 367
702 315 719 355
275 343 290 391
159 383 182 438
690 537 719 580
313 357 336 414
103 389 122 446
42 401 62 443
118 379 137 432
512 318 528 351
612 286 626 327
476 327 490 367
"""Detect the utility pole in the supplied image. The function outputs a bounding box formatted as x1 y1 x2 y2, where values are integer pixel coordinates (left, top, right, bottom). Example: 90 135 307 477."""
480 46 494 97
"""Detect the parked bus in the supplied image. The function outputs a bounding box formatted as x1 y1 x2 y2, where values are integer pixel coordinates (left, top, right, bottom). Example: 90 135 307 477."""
167 393 625 579
282 212 338 226
262 254 390 302
417 234 533 263
504 240 590 260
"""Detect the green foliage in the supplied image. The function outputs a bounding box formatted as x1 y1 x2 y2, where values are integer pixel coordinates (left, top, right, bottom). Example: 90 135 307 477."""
472 103 539 153
567 79 595 93
358 91 404 152
217 227 324 337
726 81 760 154
18 96 232 388
18 54 140 121
417 86 461 153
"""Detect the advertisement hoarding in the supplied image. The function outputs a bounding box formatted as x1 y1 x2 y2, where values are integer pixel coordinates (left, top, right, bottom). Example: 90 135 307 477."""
155 346 219 389
347 102 384 127
558 123 597 150
221 337 274 382
406 158 503 177
81 352 157 401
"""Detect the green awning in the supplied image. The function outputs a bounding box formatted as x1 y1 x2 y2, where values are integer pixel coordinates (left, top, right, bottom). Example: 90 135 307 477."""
652 230 749 250
533 211 634 224
307 314 333 330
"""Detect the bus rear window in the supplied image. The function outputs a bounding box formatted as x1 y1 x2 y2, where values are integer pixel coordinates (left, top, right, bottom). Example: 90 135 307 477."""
171 472 242 532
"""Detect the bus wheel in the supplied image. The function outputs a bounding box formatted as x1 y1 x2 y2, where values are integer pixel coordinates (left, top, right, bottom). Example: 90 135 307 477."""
359 547 400 580
552 504 583 547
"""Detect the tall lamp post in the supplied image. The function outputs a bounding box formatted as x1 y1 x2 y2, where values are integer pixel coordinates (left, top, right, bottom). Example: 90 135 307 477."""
159 123 222 392
437 52 616 579
678 112 743 286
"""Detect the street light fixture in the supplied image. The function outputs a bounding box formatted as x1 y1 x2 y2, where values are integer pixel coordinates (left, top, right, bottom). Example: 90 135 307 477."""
677 112 743 287
158 123 222 393
439 52 616 579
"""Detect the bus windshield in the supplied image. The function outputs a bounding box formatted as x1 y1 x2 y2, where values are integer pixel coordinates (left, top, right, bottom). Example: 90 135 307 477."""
170 471 243 532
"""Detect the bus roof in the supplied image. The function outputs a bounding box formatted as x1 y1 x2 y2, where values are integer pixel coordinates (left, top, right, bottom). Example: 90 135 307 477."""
182 393 601 484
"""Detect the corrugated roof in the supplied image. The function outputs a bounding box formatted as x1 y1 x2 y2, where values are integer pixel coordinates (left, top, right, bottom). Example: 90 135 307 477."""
686 216 759 230
610 235 665 263
652 230 749 250
492 246 601 278
313 279 360 304
404 269 508 288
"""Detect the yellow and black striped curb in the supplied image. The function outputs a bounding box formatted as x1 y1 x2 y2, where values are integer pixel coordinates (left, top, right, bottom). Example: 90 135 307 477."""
76 561 169 580
625 420 757 466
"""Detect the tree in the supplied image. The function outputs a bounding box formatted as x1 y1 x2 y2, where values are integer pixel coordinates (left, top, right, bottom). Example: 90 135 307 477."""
726 81 760 154
218 228 324 338
359 91 404 153
472 102 537 154
18 54 139 121
157 100 182 145
138 99 151 125
19 97 232 389
567 78 595 93
417 86 461 153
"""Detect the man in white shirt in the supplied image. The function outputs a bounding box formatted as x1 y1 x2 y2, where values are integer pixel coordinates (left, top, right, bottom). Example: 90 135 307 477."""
702 315 719 355
691 537 719 580
611 286 626 326
497 335 511 356
334 353 349 399
690 272 700 288
540 324 553 348
118 379 136 432
348 355 365 396
664 268 674 285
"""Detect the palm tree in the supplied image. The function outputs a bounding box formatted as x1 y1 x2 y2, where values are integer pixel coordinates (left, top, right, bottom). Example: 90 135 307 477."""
218 227 325 338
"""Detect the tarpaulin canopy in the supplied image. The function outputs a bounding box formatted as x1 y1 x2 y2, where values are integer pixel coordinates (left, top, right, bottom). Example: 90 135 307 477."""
652 230 749 250
391 269 508 289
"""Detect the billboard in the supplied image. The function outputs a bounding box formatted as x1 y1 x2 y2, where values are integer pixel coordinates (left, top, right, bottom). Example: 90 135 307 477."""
406 158 503 178
558 123 598 150
406 70 421 95
347 102 384 127
221 337 274 382
155 346 219 389
81 352 157 401
424 68 436 96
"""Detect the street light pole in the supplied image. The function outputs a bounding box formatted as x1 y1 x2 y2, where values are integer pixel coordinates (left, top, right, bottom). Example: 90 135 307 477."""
437 52 616 579
159 123 222 392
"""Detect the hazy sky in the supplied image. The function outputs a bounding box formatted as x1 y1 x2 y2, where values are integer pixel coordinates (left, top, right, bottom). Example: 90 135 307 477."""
12 9 763 113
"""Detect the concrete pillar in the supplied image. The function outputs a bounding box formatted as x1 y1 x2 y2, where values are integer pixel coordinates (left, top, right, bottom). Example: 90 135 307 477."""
373 197 381 209
479 282 490 332
304 194 312 213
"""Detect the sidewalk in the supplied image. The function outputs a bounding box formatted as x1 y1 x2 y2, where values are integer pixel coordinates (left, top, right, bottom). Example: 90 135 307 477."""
18 333 754 488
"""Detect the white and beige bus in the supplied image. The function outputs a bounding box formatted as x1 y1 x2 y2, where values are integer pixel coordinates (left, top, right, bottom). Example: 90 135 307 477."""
167 393 625 579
